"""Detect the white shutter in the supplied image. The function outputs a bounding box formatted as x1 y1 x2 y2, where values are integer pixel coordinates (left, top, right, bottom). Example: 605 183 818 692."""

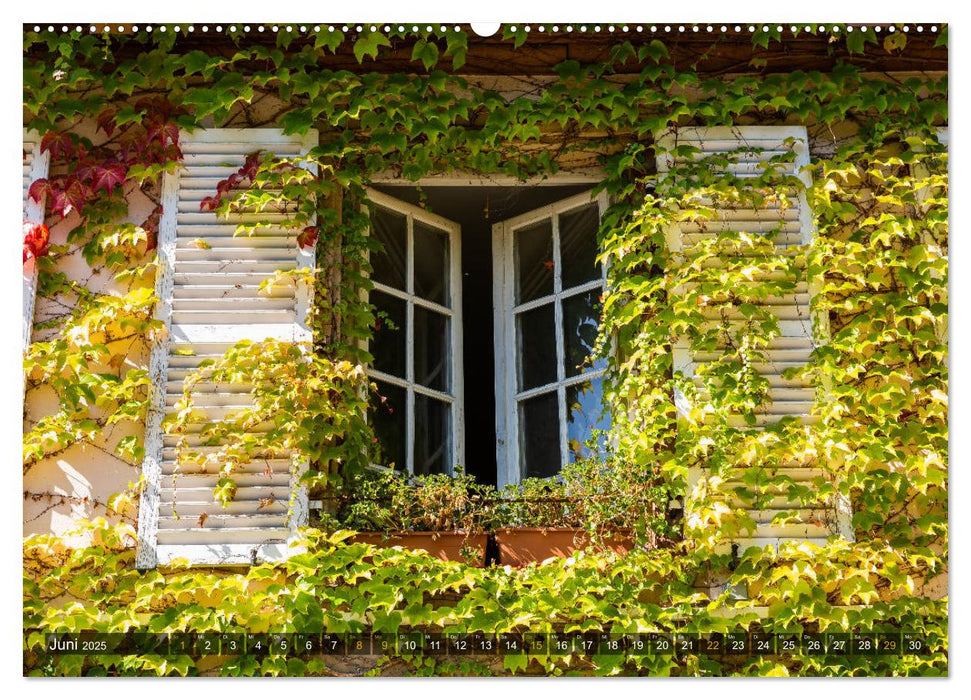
656 126 842 548
136 128 317 568
23 129 50 350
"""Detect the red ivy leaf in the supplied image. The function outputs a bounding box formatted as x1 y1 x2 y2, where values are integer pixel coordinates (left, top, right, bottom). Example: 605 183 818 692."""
23 221 50 263
218 173 240 195
95 109 116 138
28 178 51 204
145 229 158 252
143 204 162 252
201 150 264 216
89 161 127 194
64 178 90 214
40 131 74 160
146 120 180 148
143 203 163 234
240 151 263 180
48 189 70 219
153 142 184 164
73 163 95 182
297 226 319 249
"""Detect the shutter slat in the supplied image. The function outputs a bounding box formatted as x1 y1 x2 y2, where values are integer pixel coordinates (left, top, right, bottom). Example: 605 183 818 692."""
159 500 287 516
136 128 316 568
160 459 290 476
162 448 292 463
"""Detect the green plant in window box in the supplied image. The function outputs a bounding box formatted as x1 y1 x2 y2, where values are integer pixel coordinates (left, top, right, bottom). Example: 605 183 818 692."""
333 467 491 566
481 459 669 567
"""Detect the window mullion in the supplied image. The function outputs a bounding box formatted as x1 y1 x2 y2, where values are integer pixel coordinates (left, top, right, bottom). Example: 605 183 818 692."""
551 210 568 468
505 223 521 486
449 223 464 474
406 215 415 475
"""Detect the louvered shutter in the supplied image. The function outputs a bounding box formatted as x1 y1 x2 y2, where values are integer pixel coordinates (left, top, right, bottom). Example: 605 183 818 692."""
136 128 317 568
23 130 50 349
656 126 844 548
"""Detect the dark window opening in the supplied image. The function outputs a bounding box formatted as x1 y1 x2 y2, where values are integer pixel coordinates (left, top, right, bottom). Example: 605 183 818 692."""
371 184 592 486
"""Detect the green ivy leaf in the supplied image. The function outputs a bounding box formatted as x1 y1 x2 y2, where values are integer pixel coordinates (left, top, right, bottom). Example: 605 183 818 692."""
846 31 866 55
353 31 391 63
884 32 907 52
639 40 669 63
411 39 440 71
315 29 344 53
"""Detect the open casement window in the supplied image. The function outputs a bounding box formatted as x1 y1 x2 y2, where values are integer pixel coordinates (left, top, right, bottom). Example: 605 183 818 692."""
23 129 50 350
493 190 610 487
656 125 851 548
364 188 465 475
135 128 317 568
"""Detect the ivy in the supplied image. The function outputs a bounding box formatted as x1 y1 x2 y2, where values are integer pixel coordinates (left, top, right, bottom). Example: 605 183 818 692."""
22 26 947 676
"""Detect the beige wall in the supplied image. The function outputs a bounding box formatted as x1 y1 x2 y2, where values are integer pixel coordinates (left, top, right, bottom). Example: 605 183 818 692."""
24 119 156 542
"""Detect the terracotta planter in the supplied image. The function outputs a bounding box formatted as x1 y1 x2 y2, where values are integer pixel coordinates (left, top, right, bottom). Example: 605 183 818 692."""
494 528 635 567
349 531 488 567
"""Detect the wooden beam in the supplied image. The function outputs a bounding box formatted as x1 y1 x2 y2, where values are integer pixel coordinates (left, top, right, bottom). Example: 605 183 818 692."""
45 27 946 76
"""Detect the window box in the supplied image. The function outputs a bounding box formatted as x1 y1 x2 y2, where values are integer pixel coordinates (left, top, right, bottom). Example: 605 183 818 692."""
348 531 489 567
493 527 634 567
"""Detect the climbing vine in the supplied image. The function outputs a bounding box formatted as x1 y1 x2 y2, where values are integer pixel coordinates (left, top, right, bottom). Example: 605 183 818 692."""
23 24 947 676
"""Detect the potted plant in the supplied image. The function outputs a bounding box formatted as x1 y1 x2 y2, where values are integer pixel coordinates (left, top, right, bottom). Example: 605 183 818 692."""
486 459 650 567
335 467 491 566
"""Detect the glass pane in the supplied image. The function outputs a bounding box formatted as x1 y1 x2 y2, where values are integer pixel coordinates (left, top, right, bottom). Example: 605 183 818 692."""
517 303 557 391
371 380 406 470
371 206 407 290
559 203 600 289
519 391 562 479
414 222 449 306
562 289 605 378
371 290 406 379
414 306 450 393
515 219 554 304
566 377 608 463
414 394 451 476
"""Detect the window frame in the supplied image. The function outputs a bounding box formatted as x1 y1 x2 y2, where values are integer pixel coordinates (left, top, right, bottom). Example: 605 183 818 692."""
363 187 466 476
492 189 610 487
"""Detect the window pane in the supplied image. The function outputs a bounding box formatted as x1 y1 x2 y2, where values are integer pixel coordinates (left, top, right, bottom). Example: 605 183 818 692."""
371 206 407 290
414 306 450 393
517 303 557 391
415 394 451 475
562 289 605 378
566 377 608 462
371 290 406 379
559 203 600 290
414 222 449 306
515 219 554 304
371 380 407 470
519 391 562 479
